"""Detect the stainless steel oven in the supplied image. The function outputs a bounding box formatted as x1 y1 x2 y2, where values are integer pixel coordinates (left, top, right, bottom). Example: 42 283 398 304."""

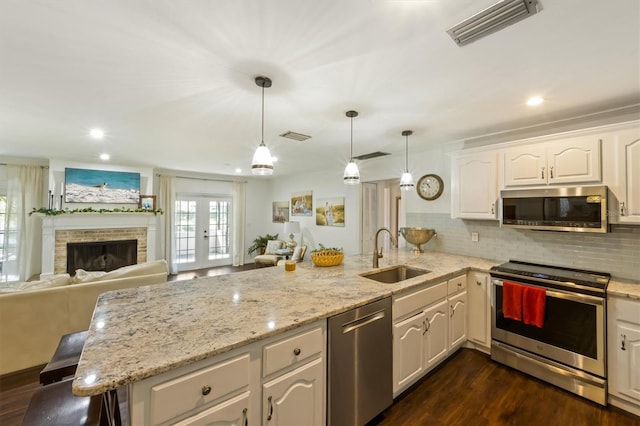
490 260 610 405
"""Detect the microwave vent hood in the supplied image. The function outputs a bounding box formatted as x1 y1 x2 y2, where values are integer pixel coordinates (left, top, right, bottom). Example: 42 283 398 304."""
500 186 608 233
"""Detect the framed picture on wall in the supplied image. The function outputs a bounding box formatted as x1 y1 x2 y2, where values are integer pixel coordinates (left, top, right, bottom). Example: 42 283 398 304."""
139 195 156 211
316 197 345 227
291 191 313 216
272 201 289 223
64 168 140 204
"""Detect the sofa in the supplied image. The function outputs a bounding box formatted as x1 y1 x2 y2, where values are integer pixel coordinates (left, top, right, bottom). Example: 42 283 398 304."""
254 240 307 267
0 259 169 376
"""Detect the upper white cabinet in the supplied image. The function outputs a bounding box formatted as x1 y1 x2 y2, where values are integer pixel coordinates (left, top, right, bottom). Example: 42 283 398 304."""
504 136 602 187
603 124 640 224
451 152 498 220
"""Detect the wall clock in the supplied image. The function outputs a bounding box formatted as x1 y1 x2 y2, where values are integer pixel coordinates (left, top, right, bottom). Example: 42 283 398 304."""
416 174 444 200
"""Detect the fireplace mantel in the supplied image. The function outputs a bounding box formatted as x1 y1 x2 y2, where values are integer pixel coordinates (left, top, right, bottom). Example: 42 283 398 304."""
38 213 157 277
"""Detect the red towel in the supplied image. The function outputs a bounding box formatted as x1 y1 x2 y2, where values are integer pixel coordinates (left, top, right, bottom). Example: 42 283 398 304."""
523 286 546 328
502 281 523 321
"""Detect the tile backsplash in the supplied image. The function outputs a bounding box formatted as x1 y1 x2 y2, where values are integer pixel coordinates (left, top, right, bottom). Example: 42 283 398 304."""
407 213 640 281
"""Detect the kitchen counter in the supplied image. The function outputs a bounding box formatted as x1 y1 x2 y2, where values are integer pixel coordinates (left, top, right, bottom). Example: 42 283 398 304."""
72 251 497 396
608 278 640 300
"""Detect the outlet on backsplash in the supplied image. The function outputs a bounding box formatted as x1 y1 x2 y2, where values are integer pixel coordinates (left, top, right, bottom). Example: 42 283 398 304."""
471 232 479 242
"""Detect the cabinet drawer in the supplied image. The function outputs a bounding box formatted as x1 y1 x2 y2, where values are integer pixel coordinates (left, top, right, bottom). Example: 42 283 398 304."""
263 327 323 377
448 275 466 295
150 354 250 425
615 298 640 324
393 281 447 320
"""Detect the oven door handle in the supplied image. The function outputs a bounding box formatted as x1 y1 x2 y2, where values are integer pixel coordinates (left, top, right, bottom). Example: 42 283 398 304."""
492 280 603 306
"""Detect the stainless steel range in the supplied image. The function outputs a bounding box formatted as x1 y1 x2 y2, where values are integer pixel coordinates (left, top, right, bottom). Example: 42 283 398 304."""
490 260 610 405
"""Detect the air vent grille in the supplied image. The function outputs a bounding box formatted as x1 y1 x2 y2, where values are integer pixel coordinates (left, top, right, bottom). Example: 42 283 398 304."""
447 0 539 46
280 131 311 141
352 151 390 161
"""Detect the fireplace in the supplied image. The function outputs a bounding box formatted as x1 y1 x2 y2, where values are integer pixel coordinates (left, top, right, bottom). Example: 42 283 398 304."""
67 239 138 274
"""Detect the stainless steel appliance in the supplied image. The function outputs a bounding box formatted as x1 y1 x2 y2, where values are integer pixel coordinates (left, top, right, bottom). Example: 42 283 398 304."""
490 260 610 404
500 185 608 233
328 297 392 426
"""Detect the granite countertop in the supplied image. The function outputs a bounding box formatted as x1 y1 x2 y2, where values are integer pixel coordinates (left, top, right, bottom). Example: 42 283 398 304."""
608 278 640 300
72 251 497 396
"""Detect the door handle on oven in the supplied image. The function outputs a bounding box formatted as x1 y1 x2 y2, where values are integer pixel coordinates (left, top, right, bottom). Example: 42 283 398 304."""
621 334 626 351
342 310 385 334
492 280 603 305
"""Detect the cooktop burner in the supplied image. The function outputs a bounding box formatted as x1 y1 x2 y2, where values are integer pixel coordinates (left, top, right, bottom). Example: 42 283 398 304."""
490 260 610 290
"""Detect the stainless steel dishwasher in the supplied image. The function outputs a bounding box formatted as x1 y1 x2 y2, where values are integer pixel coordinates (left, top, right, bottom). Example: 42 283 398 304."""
328 296 392 426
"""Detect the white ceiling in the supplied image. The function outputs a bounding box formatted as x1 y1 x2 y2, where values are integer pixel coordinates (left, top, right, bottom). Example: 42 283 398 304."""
1 0 639 177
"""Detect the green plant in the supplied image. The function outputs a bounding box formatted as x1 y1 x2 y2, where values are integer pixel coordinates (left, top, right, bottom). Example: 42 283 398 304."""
310 243 343 254
247 233 279 256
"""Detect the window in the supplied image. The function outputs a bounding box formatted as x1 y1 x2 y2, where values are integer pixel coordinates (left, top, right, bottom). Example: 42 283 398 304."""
0 195 18 282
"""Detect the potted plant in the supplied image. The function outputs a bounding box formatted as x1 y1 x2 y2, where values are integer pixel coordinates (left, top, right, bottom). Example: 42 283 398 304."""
247 233 279 256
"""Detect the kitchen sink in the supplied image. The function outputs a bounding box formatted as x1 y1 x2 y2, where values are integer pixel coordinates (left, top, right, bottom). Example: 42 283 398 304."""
360 265 430 284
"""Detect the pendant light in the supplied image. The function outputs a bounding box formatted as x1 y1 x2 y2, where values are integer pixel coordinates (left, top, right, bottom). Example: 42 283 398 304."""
343 110 360 185
399 130 414 191
251 76 274 176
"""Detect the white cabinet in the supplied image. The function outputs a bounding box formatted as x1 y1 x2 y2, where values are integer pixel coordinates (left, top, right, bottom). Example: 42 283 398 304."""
392 274 468 397
504 136 601 186
604 125 640 224
451 152 498 220
608 296 640 417
130 322 325 426
467 271 491 351
447 275 467 351
262 358 324 426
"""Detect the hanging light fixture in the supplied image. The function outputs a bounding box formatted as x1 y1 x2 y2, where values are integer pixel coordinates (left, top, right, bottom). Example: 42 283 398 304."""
343 110 360 185
400 130 414 191
251 76 274 176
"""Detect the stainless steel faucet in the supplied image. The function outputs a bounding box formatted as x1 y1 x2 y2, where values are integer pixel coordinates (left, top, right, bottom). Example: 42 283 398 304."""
373 227 398 268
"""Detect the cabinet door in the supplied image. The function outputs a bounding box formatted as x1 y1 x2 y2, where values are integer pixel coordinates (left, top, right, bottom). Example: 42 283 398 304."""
263 358 324 426
393 312 426 395
612 132 640 223
616 322 640 402
547 137 601 184
424 299 448 369
174 391 250 426
467 272 490 349
449 291 467 350
504 144 547 186
452 152 498 219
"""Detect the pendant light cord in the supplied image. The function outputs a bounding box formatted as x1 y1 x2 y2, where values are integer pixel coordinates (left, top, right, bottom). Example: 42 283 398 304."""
350 115 354 160
405 134 409 171
261 84 265 144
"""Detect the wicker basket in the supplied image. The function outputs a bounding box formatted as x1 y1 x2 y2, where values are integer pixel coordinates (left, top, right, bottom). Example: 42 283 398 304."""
310 252 344 267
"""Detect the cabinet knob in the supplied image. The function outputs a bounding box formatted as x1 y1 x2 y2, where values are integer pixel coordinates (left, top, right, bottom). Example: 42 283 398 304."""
450 305 454 317
476 280 482 286
541 167 545 179
267 396 274 421
621 334 626 351
243 408 248 426
202 385 212 396
293 347 301 356
621 202 626 216
491 203 495 215
549 166 554 179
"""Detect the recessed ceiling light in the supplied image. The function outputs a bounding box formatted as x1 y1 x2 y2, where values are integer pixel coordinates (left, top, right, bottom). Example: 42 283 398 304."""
235 168 242 173
89 128 105 139
526 96 544 106
99 153 110 161
271 156 278 163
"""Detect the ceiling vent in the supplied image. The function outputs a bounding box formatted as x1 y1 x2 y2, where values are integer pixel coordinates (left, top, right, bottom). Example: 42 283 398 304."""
280 131 311 141
352 151 390 161
447 0 539 46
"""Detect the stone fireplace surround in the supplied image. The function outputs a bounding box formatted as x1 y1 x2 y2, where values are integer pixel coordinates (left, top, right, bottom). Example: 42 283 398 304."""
39 213 157 278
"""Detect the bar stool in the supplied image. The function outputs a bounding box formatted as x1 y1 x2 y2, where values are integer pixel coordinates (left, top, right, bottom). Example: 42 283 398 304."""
39 330 88 385
20 378 103 426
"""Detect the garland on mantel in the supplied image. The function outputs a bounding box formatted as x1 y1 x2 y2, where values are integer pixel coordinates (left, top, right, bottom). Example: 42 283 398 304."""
30 207 164 216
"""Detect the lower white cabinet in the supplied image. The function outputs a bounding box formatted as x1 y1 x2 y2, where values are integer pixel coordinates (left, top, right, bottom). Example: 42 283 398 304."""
392 274 467 397
262 358 324 426
608 296 640 416
130 321 325 426
466 271 491 351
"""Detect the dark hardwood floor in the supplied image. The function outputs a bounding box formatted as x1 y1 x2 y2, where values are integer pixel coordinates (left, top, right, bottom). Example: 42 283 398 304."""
2 349 638 425
372 349 640 426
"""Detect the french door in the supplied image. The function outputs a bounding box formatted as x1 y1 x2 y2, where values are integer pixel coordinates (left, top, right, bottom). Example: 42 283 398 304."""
175 196 231 271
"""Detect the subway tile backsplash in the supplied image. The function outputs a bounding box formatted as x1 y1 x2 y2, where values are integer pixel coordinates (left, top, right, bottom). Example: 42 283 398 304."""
407 213 640 281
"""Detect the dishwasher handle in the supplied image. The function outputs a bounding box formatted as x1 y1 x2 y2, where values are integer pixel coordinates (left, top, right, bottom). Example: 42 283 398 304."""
341 310 385 334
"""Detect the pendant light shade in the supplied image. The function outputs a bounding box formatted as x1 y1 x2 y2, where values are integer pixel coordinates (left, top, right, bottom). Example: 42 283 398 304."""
344 110 360 185
400 130 414 191
252 76 274 176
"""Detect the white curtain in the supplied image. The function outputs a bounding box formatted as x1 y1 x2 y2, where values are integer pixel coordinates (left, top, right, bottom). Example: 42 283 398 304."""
157 175 177 274
232 181 246 266
4 165 44 281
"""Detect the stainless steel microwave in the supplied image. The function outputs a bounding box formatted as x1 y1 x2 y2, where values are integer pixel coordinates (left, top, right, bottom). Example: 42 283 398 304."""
500 186 608 233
